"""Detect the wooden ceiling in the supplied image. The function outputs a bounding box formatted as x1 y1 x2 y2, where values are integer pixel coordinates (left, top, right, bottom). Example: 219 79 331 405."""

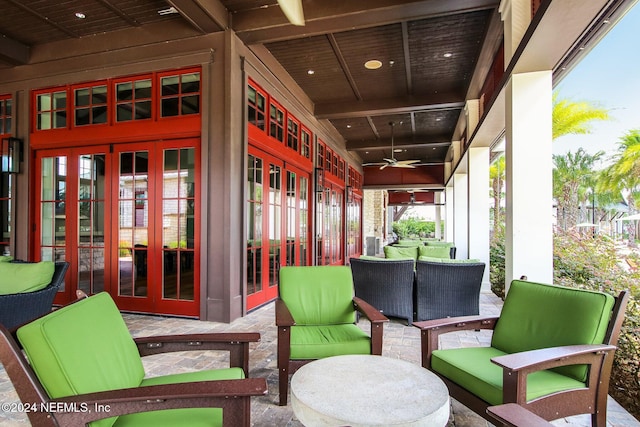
0 0 627 192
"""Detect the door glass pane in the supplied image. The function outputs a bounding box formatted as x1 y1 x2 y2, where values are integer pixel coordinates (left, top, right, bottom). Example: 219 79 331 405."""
77 154 106 295
119 151 148 297
162 148 195 301
269 164 281 288
247 155 263 295
41 156 67 263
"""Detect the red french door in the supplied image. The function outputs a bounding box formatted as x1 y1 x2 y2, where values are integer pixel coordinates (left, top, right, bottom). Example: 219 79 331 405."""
35 139 199 317
246 146 311 310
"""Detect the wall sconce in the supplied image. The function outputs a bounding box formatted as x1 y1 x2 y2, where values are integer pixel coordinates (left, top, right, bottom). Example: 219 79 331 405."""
315 167 324 193
1 137 22 174
346 185 354 204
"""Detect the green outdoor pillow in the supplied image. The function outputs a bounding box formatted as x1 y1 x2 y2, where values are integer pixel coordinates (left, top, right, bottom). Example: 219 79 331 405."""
0 261 55 295
396 239 423 246
0 255 12 262
359 255 414 262
383 245 419 260
425 241 454 248
418 256 481 264
418 245 451 259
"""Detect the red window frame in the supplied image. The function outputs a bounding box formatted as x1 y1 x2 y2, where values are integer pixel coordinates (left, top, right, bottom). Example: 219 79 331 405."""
287 115 300 152
33 87 69 131
301 126 312 160
269 100 285 143
112 74 153 123
0 94 11 136
324 148 332 172
247 82 267 131
158 68 201 118
71 81 109 128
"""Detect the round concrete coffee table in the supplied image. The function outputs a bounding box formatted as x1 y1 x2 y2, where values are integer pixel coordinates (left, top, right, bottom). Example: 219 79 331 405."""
290 354 450 426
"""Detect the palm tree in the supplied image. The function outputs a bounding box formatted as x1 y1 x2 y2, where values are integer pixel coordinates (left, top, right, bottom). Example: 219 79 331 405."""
552 93 610 140
553 149 604 229
599 129 640 243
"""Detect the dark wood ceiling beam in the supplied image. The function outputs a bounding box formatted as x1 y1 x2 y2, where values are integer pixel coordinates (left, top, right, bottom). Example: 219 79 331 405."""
97 0 140 26
315 94 464 119
347 137 451 151
234 0 499 44
327 33 362 100
5 0 78 38
0 35 29 65
166 0 229 33
367 117 380 139
401 21 412 94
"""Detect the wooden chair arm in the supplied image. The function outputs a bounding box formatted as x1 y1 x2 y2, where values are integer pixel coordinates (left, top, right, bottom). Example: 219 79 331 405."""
275 299 295 327
353 296 389 324
491 344 616 373
487 403 554 427
53 378 268 427
134 332 261 374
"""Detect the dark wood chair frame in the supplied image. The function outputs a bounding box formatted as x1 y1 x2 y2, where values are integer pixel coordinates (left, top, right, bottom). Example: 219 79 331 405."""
0 299 267 427
276 296 388 406
414 290 629 427
487 403 555 427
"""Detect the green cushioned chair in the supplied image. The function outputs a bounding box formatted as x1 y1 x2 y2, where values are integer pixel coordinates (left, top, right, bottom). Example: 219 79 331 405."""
0 292 267 427
414 280 629 426
276 266 388 406
383 245 419 260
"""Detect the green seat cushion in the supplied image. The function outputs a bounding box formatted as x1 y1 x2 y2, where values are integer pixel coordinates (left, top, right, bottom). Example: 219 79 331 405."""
290 324 371 359
425 241 454 248
432 347 586 406
492 280 615 381
418 256 481 263
0 255 13 262
17 292 145 427
418 245 451 259
0 261 55 294
383 245 419 260
279 266 356 325
112 408 221 427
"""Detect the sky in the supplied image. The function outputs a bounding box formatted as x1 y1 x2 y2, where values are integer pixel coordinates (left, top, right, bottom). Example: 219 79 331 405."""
553 2 640 164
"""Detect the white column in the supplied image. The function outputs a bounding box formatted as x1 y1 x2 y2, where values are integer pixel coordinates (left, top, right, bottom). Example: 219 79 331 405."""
445 184 454 242
453 171 469 259
505 71 553 289
468 147 490 290
434 192 442 240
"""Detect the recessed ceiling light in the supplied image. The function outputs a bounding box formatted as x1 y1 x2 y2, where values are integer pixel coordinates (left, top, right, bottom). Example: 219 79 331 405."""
443 52 453 58
75 12 86 19
364 60 383 70
307 69 315 75
346 124 352 128
394 149 403 153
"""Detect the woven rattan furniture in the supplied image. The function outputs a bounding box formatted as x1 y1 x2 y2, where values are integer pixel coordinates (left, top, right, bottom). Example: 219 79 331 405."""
349 257 415 325
414 259 485 322
0 261 69 330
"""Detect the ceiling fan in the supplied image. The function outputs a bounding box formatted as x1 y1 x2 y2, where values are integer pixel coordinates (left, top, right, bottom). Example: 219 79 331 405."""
378 122 420 170
277 0 305 26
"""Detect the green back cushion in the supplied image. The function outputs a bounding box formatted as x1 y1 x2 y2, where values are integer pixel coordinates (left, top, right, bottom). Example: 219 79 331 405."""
0 261 55 295
17 293 144 412
418 245 451 259
418 256 481 264
279 266 356 325
384 245 419 260
492 280 614 381
359 255 414 262
425 241 454 248
396 240 423 246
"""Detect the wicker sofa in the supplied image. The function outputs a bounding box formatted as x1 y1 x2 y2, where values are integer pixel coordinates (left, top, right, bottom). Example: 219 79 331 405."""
0 261 70 330
349 257 415 325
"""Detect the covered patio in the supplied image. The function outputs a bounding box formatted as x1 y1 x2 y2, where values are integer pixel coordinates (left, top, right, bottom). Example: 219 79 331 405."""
0 291 637 426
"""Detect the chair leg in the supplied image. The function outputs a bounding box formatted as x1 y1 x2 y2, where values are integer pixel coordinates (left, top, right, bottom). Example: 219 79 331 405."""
278 364 289 406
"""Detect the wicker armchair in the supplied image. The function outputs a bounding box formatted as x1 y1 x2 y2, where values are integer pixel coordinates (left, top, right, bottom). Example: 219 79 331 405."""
0 261 69 330
350 257 415 325
414 259 485 321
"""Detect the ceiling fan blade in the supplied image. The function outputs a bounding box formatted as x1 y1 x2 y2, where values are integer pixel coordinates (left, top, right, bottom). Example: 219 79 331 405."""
382 158 395 163
396 159 420 165
392 163 417 169
362 162 386 167
277 0 305 26
379 163 389 170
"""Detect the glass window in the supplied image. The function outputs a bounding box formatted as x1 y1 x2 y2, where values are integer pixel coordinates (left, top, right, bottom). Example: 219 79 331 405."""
0 97 12 135
74 85 108 126
36 90 67 130
115 78 152 122
160 72 200 117
301 128 311 159
248 84 266 130
287 117 299 152
269 102 285 142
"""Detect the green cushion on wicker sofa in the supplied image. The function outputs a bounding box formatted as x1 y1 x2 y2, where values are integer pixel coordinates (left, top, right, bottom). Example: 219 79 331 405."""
418 245 451 259
418 256 481 263
430 280 615 406
0 261 55 295
383 245 419 260
279 266 371 360
17 292 240 427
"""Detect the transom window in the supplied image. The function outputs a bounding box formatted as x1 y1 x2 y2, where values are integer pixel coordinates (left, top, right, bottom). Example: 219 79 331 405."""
301 128 311 159
74 84 107 126
248 85 266 130
0 96 11 135
115 78 152 122
160 72 200 117
36 90 67 130
269 102 285 142
287 117 299 152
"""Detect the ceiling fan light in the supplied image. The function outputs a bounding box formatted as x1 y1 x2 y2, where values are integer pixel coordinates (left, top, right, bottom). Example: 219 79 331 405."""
277 0 305 26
